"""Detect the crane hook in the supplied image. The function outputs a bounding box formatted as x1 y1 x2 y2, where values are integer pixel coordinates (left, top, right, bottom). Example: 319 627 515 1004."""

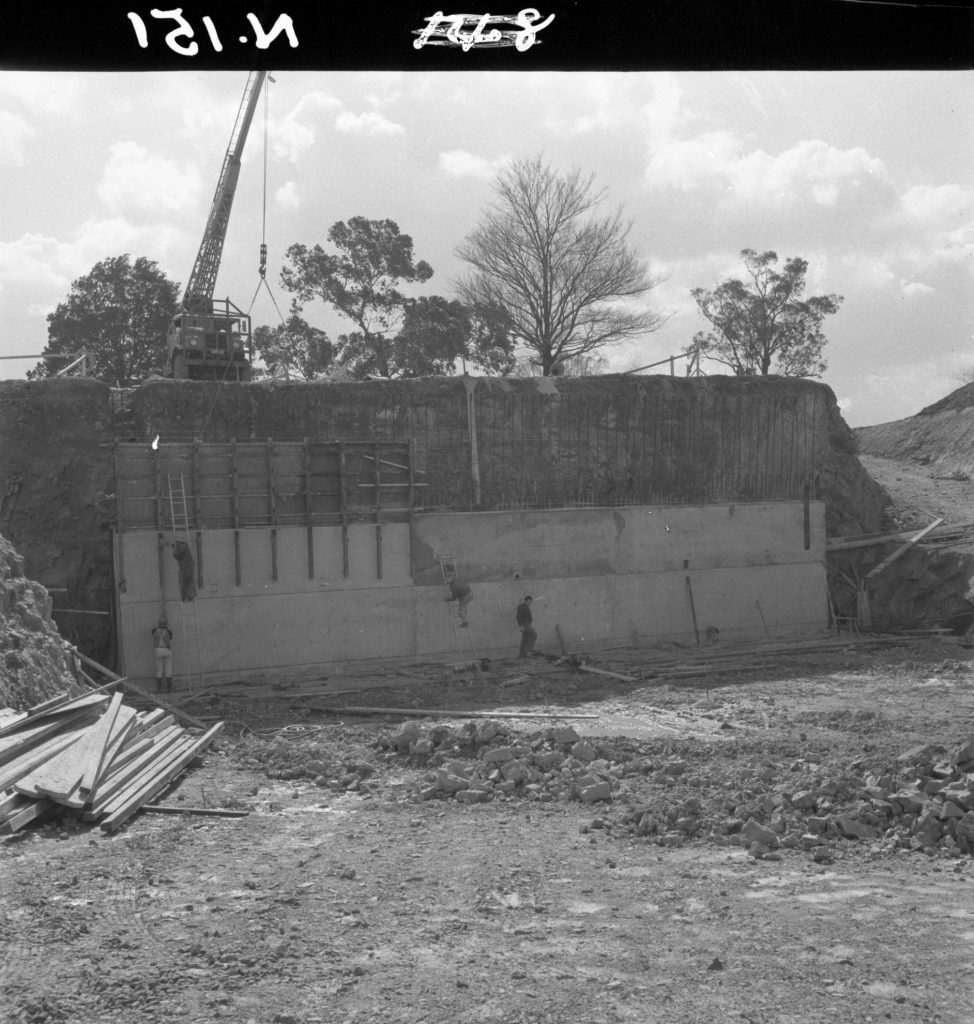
258 242 267 280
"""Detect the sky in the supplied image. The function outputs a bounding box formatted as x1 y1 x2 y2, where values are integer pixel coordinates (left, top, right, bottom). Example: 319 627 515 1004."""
0 69 970 427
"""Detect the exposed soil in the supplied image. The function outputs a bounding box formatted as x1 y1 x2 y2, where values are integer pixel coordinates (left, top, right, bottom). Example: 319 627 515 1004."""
4 641 974 1024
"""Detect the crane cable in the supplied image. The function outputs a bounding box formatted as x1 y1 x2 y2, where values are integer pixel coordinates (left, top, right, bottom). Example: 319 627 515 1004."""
247 73 289 338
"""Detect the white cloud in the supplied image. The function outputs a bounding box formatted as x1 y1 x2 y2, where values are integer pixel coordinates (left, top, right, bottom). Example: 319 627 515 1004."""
271 91 342 163
648 136 893 214
0 219 183 298
901 280 934 299
438 150 511 179
0 110 34 166
275 180 300 211
900 183 972 228
0 72 82 116
334 111 404 136
97 142 201 216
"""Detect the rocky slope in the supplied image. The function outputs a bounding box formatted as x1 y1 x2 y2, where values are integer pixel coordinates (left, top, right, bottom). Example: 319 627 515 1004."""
0 532 84 710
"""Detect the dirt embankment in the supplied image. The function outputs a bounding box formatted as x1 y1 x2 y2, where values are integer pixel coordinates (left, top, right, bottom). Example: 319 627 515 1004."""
857 382 974 480
835 383 974 633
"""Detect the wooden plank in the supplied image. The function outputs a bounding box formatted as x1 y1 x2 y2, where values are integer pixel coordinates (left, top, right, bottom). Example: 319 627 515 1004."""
685 575 700 645
0 790 31 820
574 664 637 683
0 689 114 739
17 712 116 798
77 652 210 730
0 797 54 834
0 730 88 792
86 727 192 816
69 691 125 796
141 804 249 818
0 707 102 766
63 716 177 810
864 518 945 579
99 723 225 833
826 519 974 551
79 699 137 795
305 705 600 720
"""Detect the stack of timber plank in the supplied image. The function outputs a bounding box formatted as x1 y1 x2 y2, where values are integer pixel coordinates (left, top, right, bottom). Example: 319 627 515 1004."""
0 685 223 835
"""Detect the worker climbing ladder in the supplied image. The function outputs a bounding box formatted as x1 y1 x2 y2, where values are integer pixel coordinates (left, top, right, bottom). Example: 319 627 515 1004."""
166 474 205 691
437 554 481 671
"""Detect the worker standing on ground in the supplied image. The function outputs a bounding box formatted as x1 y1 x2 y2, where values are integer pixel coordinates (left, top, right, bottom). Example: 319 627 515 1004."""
516 595 536 658
151 617 173 693
445 573 473 627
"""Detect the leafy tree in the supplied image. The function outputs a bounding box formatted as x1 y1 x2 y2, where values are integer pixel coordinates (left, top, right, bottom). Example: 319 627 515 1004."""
455 155 667 375
31 255 179 385
280 217 432 374
253 304 335 380
687 249 843 377
280 217 514 378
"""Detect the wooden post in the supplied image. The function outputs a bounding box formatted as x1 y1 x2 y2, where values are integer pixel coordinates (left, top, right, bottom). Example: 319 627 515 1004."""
266 441 278 582
464 378 481 507
803 482 811 550
231 442 241 586
374 441 383 580
154 444 166 590
338 441 349 578
303 439 315 579
112 444 126 595
192 441 203 589
407 436 416 521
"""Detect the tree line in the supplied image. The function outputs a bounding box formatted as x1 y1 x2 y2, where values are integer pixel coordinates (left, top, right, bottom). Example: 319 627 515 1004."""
31 154 843 386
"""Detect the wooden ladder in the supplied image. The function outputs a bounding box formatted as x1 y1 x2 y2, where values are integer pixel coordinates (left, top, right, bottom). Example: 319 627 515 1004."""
167 474 205 692
437 553 481 669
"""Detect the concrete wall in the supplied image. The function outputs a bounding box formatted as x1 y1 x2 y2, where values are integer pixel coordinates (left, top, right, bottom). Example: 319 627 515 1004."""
117 500 827 684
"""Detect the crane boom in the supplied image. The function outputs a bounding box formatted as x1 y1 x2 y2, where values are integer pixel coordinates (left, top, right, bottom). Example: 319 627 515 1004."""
181 71 267 315
166 71 268 382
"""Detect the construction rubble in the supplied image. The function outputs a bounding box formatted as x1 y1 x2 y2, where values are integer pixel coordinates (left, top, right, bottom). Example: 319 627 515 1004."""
0 685 223 835
355 718 974 861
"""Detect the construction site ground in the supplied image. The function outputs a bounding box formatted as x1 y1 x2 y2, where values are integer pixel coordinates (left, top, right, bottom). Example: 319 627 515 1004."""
4 637 974 1024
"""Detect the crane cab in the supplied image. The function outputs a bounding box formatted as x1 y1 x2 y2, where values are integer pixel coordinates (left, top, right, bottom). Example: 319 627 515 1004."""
167 298 253 382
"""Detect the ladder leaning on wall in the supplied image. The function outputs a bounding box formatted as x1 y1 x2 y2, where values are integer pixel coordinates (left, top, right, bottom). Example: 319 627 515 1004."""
167 474 205 692
437 553 482 672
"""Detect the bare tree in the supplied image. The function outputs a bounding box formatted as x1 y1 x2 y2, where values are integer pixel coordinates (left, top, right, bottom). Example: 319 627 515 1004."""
455 155 666 375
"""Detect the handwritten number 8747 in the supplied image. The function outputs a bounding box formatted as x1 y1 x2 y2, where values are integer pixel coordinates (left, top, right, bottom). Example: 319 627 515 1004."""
127 9 298 55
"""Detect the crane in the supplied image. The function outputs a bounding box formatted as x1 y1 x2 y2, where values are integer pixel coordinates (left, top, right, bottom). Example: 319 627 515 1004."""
167 71 268 381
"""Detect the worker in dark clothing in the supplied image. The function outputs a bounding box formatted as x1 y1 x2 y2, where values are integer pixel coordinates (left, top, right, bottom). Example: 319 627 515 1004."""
445 575 473 627
151 617 173 693
171 539 197 602
516 595 536 658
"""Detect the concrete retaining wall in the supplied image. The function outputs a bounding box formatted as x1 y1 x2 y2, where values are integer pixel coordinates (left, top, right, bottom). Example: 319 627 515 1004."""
117 500 827 684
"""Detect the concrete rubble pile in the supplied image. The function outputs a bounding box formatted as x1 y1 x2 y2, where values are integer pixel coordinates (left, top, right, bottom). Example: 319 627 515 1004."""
374 719 974 861
0 686 223 835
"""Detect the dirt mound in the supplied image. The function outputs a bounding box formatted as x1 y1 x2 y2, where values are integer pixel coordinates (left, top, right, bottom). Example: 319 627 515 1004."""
856 382 974 479
0 532 84 710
